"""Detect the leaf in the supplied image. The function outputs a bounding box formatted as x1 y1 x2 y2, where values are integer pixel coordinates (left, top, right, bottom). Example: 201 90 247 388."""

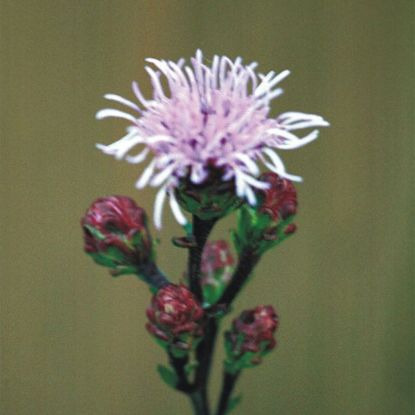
157 364 178 389
227 395 242 413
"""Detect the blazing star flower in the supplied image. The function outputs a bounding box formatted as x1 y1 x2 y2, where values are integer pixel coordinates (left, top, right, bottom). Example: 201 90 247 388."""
96 50 329 228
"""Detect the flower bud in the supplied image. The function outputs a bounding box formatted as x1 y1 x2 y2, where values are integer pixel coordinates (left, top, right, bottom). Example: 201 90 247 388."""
81 196 154 276
259 172 297 221
146 284 204 354
224 305 278 373
233 172 297 255
175 167 242 221
201 240 235 305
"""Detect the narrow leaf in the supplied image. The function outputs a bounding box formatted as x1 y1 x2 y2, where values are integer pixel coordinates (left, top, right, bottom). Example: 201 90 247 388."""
157 364 178 388
227 395 242 413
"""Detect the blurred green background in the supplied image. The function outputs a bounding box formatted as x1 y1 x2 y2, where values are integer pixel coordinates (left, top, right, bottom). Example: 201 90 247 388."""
1 1 413 414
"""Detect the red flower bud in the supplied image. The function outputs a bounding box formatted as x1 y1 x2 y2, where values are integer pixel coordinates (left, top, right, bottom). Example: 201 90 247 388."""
201 240 235 305
233 173 298 255
259 172 297 221
225 305 278 371
201 240 235 275
81 196 154 273
146 284 204 351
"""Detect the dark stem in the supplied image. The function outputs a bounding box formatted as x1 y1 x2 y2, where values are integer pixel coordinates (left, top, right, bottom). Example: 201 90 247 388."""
168 351 192 393
137 261 169 289
190 390 210 415
194 318 218 389
185 215 218 414
217 250 260 307
216 371 240 415
188 215 217 302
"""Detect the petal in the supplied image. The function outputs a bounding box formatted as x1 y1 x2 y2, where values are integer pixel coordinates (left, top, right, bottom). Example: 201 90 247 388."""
132 81 150 108
104 94 141 112
125 148 149 164
168 190 188 226
233 153 260 176
261 149 303 182
150 164 176 187
153 186 167 229
96 109 138 124
135 160 156 189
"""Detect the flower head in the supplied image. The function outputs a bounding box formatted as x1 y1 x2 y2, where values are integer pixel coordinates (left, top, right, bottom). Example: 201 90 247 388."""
146 284 204 352
81 195 154 275
225 305 278 372
96 50 329 228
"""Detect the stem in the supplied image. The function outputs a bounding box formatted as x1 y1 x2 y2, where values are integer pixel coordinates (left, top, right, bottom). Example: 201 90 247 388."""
216 371 240 415
194 317 218 389
188 215 217 301
137 261 169 289
168 351 191 392
182 215 217 414
217 250 260 307
190 390 210 415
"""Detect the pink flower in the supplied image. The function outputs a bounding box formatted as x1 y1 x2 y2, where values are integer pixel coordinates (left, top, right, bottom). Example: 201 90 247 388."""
96 51 329 228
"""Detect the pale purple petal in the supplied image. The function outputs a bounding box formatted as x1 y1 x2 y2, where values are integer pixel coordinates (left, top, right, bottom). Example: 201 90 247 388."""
96 51 328 227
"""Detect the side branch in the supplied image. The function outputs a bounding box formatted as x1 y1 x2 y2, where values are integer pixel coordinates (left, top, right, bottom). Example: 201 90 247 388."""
137 261 170 289
217 250 260 307
216 371 240 415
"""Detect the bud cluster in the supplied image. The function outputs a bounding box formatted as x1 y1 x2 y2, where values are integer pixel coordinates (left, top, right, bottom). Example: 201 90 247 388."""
146 284 204 355
225 305 278 373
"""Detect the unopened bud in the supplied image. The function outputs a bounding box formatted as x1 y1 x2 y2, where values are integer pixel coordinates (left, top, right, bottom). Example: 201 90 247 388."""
81 195 154 276
146 284 204 355
259 172 297 221
201 240 235 305
233 173 298 255
224 305 278 373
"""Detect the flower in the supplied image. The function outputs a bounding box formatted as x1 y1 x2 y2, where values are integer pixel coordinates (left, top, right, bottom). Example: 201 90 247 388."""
146 284 204 352
224 305 278 372
96 50 329 228
81 195 154 275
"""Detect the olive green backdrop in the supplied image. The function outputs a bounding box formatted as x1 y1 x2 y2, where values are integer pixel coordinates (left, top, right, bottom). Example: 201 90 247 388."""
1 1 413 414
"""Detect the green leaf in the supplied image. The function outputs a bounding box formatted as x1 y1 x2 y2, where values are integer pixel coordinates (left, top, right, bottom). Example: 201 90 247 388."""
157 364 178 389
227 395 242 413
